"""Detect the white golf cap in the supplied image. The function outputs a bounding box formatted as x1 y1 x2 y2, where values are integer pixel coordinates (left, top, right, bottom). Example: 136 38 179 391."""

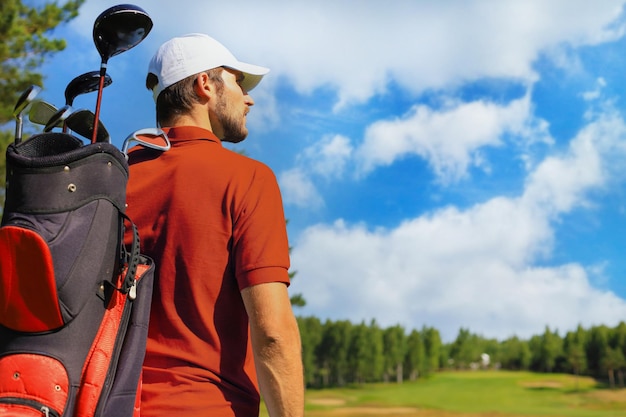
148 33 269 101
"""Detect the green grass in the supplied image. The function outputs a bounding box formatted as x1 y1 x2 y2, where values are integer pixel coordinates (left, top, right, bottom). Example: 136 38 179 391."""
261 371 626 416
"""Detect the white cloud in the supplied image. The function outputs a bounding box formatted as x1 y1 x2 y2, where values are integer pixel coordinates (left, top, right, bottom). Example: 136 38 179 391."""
523 110 626 214
281 93 552 210
290 111 626 341
581 78 607 101
279 168 324 209
303 134 353 179
72 0 626 108
278 135 352 207
355 92 551 184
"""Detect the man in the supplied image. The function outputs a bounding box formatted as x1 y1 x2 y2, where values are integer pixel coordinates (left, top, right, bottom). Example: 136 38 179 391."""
125 33 304 417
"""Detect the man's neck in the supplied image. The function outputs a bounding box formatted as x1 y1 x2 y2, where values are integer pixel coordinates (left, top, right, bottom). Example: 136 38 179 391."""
170 107 217 135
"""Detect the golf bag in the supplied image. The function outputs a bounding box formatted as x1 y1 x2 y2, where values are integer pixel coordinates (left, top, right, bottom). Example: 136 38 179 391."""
0 132 154 417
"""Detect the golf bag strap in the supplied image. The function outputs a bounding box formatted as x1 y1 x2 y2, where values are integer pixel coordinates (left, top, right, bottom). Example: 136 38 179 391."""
121 214 141 296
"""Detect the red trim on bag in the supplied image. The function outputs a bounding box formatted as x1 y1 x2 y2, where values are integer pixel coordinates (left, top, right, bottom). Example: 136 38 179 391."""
0 226 63 332
0 353 69 415
133 376 142 417
74 264 150 417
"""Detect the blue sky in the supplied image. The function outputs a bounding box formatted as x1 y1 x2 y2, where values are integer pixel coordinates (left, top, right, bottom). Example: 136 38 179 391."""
29 0 626 342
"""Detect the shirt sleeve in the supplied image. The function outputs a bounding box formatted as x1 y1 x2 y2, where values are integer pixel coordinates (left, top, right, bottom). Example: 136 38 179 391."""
232 163 291 290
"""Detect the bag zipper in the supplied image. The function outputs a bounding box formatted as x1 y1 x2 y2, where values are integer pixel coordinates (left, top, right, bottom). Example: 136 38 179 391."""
93 279 138 417
0 397 61 417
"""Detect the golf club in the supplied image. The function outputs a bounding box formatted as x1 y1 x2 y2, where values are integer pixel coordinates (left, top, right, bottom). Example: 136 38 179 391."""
63 71 112 133
122 127 170 159
29 103 108 142
29 101 60 127
65 71 113 106
65 109 110 143
91 4 153 143
13 85 42 144
44 105 73 132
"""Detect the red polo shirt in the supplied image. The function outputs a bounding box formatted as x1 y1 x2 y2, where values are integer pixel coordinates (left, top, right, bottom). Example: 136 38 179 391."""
124 126 290 417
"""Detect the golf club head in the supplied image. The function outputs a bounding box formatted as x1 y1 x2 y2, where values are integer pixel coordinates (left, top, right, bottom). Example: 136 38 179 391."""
44 105 73 132
13 85 42 144
122 127 170 159
65 109 110 143
29 101 59 126
90 4 152 143
13 85 42 117
93 4 153 63
65 71 113 106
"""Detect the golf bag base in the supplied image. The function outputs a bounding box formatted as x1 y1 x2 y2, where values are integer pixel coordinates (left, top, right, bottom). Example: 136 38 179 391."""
0 133 154 417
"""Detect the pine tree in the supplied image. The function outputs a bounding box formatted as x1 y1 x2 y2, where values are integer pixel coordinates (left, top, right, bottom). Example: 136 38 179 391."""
1 0 84 210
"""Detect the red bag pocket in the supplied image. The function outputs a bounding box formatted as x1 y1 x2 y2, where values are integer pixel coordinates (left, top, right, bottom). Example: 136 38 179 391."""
0 353 69 417
0 226 63 332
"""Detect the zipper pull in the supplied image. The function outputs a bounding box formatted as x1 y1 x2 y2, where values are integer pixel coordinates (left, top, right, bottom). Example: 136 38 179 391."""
41 406 50 417
128 279 137 300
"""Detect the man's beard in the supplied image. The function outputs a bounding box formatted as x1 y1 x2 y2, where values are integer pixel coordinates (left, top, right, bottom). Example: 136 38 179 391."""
215 90 248 143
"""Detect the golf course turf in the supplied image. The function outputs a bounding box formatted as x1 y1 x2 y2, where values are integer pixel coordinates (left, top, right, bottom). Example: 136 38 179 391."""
261 371 626 416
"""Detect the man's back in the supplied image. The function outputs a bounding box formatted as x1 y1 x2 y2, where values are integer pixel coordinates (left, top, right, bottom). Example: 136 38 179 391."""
125 126 290 416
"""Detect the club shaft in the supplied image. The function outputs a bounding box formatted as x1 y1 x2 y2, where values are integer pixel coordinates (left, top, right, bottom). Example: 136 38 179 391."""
15 114 23 144
91 69 107 143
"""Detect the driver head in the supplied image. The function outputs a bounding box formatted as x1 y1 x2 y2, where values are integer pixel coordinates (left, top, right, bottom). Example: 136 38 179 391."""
93 4 153 62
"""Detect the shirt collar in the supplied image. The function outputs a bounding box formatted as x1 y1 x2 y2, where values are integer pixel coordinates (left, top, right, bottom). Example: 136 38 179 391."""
162 126 221 144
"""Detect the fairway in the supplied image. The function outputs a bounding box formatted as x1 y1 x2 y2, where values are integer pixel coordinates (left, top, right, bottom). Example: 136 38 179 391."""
261 371 626 417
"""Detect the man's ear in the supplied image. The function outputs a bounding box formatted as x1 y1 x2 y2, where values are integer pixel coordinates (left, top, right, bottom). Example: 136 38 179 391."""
194 72 212 101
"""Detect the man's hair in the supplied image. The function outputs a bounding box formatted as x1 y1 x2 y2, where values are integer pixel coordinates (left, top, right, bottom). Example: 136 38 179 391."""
146 67 224 126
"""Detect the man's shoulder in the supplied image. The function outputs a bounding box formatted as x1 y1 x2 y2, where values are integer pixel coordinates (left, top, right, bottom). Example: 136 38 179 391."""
220 147 276 177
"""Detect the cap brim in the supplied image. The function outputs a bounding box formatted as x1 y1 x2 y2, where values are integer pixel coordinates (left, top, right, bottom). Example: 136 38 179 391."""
225 61 269 92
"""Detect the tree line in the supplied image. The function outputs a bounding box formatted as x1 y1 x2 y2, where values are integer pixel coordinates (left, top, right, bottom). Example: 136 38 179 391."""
296 317 626 389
